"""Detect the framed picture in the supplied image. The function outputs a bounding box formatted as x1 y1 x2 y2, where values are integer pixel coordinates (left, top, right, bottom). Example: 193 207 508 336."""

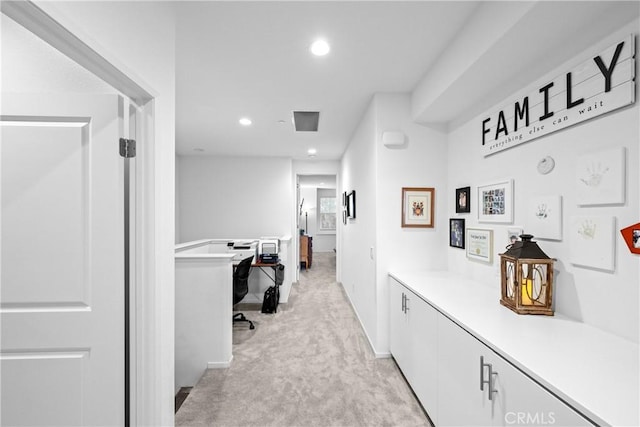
466 228 493 263
401 187 434 228
346 190 356 219
576 147 625 206
569 215 615 271
455 186 471 213
478 179 513 223
526 195 562 240
449 218 465 249
620 222 640 254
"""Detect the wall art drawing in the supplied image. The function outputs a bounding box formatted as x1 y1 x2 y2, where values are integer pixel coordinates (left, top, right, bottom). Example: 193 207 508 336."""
576 147 625 206
569 215 615 271
526 195 562 240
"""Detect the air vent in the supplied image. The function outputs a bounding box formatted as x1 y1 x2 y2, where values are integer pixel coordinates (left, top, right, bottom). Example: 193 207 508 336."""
293 111 320 132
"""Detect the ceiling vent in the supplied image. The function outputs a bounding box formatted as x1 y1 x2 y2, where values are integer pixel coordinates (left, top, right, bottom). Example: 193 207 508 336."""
293 111 320 132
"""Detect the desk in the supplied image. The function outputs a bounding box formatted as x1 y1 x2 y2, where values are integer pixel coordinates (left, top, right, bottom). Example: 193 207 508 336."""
174 237 292 390
251 260 282 284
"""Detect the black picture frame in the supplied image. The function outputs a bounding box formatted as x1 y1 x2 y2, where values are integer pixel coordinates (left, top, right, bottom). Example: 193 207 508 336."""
449 218 465 249
347 190 356 219
456 186 471 213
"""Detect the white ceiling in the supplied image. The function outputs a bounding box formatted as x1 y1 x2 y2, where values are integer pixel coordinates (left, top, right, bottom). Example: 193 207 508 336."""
175 1 479 160
174 1 639 161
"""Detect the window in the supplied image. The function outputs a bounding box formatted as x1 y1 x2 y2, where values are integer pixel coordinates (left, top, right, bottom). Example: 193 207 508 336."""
319 196 336 232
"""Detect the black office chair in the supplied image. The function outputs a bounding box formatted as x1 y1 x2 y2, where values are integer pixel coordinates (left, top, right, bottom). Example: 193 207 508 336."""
233 256 255 330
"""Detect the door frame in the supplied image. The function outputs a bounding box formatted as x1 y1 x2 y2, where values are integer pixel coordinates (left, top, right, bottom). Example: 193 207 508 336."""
1 2 162 425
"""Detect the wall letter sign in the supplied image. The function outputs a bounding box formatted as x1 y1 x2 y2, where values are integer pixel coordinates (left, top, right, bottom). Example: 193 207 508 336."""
481 36 635 156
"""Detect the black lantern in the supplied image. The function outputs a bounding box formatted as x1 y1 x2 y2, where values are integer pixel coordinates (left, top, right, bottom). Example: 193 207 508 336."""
499 234 555 315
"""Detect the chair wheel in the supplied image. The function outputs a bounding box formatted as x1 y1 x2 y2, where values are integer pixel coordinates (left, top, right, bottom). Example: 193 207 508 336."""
250 324 255 330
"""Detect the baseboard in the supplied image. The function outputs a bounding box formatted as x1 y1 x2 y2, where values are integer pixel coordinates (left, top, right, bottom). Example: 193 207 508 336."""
207 355 232 369
338 282 390 359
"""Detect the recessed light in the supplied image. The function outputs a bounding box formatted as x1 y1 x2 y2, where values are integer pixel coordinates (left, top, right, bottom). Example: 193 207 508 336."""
310 39 330 56
239 117 252 126
308 148 317 155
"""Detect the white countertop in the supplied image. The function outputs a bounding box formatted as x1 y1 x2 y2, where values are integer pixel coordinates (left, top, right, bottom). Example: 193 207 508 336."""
389 270 639 427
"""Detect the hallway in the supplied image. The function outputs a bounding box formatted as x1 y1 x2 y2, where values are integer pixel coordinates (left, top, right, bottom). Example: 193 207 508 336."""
175 252 431 426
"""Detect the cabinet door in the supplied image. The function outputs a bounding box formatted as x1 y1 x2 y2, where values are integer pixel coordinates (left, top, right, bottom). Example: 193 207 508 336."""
389 278 411 378
437 316 492 426
408 295 438 423
488 353 592 427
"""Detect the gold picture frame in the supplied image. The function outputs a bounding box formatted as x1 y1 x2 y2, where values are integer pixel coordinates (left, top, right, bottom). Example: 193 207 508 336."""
401 187 434 228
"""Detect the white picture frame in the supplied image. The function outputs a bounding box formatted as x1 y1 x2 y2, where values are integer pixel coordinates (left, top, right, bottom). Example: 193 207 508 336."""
569 215 616 271
466 228 493 263
477 179 513 223
526 195 562 241
576 147 626 206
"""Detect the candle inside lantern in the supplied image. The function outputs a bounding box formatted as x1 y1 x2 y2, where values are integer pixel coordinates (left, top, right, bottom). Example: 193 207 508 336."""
521 278 533 305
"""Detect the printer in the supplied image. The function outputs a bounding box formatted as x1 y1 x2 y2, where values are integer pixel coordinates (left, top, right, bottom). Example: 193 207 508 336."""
227 240 258 262
258 238 279 264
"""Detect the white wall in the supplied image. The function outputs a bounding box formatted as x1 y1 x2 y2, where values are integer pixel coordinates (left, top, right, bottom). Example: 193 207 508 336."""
299 186 339 254
299 186 317 236
446 20 640 343
340 99 379 352
340 93 449 355
374 93 449 352
177 156 292 242
30 2 176 424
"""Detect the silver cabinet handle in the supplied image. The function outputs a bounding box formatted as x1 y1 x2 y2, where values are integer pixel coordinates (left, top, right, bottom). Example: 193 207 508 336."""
487 363 498 401
480 356 498 400
480 356 487 391
401 292 406 312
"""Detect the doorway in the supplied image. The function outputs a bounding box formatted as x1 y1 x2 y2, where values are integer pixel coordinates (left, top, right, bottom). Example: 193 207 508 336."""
296 175 337 280
0 5 154 425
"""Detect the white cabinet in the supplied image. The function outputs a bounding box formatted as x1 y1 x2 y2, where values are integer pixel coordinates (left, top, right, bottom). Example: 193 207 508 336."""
389 278 438 422
437 316 491 426
389 276 593 427
389 278 411 377
488 353 591 426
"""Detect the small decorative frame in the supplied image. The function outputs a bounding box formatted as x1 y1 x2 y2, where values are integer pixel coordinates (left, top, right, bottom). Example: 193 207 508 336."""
526 195 562 240
576 147 625 206
569 215 615 271
449 218 465 249
455 186 471 213
620 222 640 254
466 228 493 263
478 179 513 223
346 190 356 219
401 187 434 228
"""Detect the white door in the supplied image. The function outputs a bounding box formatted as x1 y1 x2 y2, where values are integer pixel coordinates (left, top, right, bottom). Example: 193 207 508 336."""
1 93 127 426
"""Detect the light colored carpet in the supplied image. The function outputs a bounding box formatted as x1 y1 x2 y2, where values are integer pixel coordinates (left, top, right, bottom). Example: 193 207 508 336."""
175 252 432 427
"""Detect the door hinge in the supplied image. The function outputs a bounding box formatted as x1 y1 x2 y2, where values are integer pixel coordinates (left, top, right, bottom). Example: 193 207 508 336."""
119 138 136 158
